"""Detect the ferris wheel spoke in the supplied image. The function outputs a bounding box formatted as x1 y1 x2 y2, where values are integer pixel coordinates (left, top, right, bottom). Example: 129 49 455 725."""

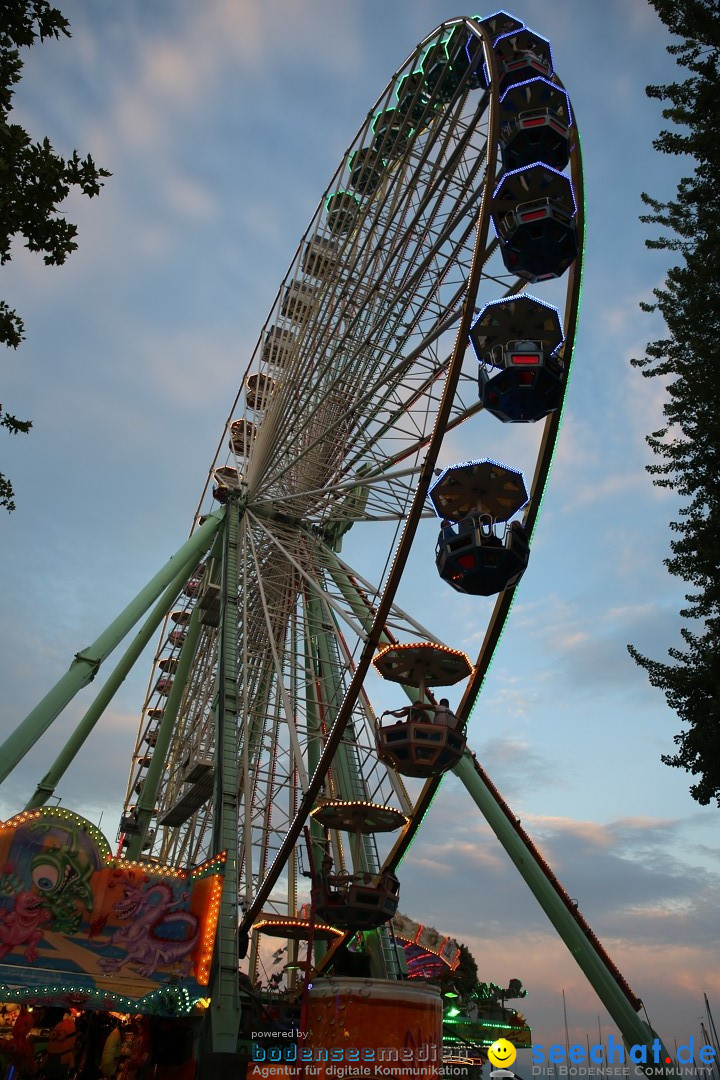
251 463 434 529
251 463 423 514
245 223 509 509
319 544 448 649
306 272 490 482
247 511 370 645
250 327 450 511
244 108 496 502
274 212 480 444
329 86 487 308
247 195 507 505
244 525 309 793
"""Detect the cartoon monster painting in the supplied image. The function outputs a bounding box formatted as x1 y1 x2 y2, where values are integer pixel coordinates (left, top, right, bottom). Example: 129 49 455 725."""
30 825 95 933
99 881 199 978
0 890 52 962
0 809 223 1014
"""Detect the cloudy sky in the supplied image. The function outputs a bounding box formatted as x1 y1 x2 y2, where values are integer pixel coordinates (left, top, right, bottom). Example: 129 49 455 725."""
1 0 718 1055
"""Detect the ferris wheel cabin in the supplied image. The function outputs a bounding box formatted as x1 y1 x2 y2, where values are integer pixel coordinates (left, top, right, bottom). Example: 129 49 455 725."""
372 107 415 160
437 516 530 596
470 294 565 422
492 26 554 94
373 643 472 778
394 72 436 132
491 162 578 282
348 147 386 196
301 233 340 280
431 460 530 595
325 191 362 235
377 702 466 778
499 77 571 172
313 869 401 931
280 280 318 324
443 24 485 90
244 371 275 411
310 800 406 930
212 465 243 503
422 44 467 105
229 418 256 457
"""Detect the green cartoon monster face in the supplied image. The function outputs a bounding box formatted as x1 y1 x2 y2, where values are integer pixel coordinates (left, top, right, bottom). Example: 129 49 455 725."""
30 831 94 934
31 859 63 894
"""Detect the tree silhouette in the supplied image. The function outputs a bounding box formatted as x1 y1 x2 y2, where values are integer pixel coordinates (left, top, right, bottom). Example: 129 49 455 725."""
1 1 110 511
628 0 720 806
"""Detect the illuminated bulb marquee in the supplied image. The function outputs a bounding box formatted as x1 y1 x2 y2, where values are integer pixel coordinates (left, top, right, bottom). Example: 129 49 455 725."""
1 807 110 854
0 807 226 1015
311 798 405 814
105 849 227 882
374 641 471 661
254 916 344 942
0 980 198 1017
197 874 224 986
373 641 473 688
392 914 461 979
443 1014 532 1049
310 799 409 833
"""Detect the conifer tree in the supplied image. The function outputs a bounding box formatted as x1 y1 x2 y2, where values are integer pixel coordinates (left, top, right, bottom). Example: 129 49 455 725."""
628 0 720 806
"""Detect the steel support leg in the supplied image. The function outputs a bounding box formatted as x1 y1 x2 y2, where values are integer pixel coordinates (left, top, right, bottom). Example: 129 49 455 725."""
0 507 226 786
454 750 675 1071
25 542 209 811
209 500 242 1053
124 533 222 860
303 592 329 966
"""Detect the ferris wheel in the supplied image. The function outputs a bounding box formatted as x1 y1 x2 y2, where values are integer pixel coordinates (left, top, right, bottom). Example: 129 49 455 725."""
113 8 583 976
3 7 671 1064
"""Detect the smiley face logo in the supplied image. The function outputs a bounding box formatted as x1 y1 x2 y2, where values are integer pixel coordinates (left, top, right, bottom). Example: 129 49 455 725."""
488 1038 517 1070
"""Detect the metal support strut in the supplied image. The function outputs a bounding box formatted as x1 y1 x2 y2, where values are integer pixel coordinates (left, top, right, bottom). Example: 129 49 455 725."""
209 500 243 1053
453 750 676 1074
0 508 226 788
